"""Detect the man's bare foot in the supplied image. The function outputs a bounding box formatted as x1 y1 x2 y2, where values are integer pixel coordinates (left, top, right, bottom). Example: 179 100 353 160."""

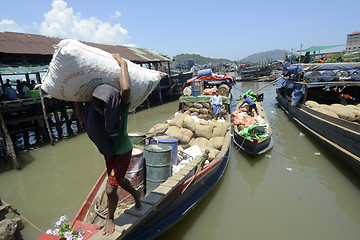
134 190 142 210
103 218 115 235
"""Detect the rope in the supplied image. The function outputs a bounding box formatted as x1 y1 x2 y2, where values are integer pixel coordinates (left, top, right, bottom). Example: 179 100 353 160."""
2 200 45 234
181 155 207 194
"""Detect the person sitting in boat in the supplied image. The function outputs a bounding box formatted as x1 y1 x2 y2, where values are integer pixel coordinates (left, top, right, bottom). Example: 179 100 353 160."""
4 83 17 100
75 53 141 236
239 95 259 116
210 90 222 119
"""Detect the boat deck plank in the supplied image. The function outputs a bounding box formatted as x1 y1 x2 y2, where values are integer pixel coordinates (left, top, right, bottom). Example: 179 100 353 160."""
89 154 202 240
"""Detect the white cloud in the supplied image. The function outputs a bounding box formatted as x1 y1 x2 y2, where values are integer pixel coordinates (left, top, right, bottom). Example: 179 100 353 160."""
39 0 132 46
0 19 25 32
114 11 121 18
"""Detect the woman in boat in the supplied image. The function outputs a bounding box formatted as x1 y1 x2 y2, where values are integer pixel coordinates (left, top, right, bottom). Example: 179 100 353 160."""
239 95 259 116
75 53 141 236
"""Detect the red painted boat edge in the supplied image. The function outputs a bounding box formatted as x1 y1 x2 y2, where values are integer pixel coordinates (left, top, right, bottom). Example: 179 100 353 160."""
71 169 107 227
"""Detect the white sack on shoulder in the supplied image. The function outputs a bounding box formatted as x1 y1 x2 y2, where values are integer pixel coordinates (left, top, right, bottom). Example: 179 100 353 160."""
41 39 167 111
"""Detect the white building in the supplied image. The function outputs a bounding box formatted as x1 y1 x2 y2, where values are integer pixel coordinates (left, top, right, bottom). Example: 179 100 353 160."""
346 31 360 52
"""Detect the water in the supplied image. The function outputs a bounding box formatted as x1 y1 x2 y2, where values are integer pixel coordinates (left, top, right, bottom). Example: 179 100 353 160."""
1 82 360 240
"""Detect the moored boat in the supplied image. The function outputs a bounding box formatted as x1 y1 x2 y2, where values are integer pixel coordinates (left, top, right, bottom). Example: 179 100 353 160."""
275 62 360 175
232 90 273 156
38 71 234 240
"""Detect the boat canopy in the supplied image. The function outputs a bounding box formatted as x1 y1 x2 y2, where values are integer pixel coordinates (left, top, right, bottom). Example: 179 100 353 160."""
293 62 360 71
297 45 345 52
0 65 48 75
274 78 360 106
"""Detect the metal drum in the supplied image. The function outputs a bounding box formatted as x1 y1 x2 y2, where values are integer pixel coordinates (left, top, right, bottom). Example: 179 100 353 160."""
152 136 178 165
144 144 172 194
118 147 145 204
191 80 203 96
128 132 146 146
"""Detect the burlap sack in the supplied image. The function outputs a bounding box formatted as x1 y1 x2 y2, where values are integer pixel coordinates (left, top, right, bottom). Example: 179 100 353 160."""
202 102 211 108
313 108 339 118
169 113 186 128
329 105 357 121
189 137 209 147
184 110 191 115
319 104 332 111
182 114 196 132
185 102 194 107
212 121 230 137
174 127 194 144
148 123 169 134
193 103 203 108
207 137 225 150
345 105 360 120
199 121 215 127
199 108 209 114
165 126 180 137
190 112 199 116
195 123 214 139
305 100 319 108
189 107 199 112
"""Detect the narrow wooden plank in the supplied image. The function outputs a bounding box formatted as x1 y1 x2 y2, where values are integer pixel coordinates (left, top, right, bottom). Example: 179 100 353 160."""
124 202 152 217
168 174 183 181
114 213 138 227
177 167 192 176
151 185 172 195
141 192 163 205
161 179 178 188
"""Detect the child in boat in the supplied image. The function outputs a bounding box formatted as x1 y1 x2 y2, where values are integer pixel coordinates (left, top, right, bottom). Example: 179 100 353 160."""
210 90 222 119
75 53 141 236
239 95 259 116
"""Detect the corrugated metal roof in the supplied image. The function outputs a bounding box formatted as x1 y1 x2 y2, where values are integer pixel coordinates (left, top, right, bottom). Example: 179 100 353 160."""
0 31 171 63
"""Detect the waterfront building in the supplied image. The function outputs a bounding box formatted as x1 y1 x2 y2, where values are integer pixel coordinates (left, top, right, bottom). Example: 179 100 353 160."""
346 31 360 52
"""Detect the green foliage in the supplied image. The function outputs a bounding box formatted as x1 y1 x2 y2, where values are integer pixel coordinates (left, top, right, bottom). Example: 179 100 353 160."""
173 54 234 66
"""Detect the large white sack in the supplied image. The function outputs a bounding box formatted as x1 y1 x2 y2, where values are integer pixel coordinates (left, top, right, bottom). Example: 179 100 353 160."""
41 39 167 111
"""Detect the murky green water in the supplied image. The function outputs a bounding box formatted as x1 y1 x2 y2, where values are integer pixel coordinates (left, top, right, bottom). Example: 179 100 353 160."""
1 82 360 240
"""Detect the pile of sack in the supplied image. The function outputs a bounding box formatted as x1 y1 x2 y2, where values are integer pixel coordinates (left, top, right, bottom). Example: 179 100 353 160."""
305 100 360 122
148 112 230 161
232 102 267 133
181 102 227 120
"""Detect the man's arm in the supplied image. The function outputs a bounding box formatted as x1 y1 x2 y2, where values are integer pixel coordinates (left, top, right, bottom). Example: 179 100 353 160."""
112 53 130 105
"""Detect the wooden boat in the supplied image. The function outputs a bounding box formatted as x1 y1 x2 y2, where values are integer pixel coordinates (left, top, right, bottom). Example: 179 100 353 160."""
275 78 360 175
232 99 273 156
38 94 232 240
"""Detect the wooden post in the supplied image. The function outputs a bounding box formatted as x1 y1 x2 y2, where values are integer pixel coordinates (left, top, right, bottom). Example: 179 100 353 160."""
299 43 303 64
25 73 30 85
35 72 41 84
39 89 54 145
0 110 20 169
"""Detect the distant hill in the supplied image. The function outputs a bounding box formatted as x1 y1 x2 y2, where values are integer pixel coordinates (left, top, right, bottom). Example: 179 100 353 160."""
173 54 234 66
239 49 289 63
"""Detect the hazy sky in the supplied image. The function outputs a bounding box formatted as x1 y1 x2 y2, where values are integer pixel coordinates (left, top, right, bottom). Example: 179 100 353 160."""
0 0 359 60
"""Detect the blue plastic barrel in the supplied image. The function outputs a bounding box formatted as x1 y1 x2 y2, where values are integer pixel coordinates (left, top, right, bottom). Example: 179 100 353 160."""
144 144 172 194
348 69 360 81
304 71 321 83
152 136 178 165
320 70 335 81
197 68 212 77
191 80 203 96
